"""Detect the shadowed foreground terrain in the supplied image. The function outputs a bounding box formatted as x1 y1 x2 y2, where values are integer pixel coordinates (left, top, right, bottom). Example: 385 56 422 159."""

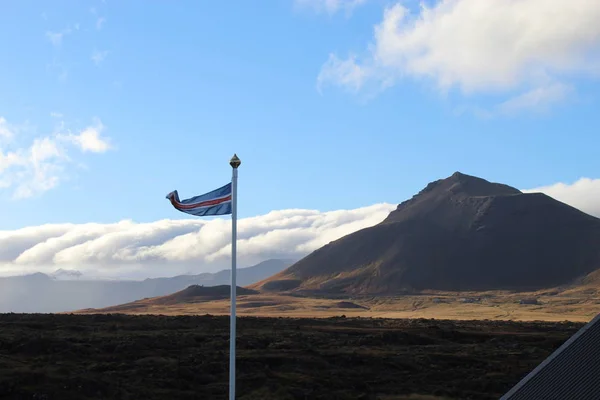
0 314 583 399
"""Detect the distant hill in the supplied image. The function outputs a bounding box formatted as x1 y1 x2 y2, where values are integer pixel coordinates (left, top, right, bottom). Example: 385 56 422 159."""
140 259 294 296
91 285 261 313
0 259 293 313
253 172 600 295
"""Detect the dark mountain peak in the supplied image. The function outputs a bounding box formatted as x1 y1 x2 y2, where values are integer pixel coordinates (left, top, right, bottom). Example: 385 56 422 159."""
449 171 470 180
254 172 600 295
419 172 521 198
384 172 522 225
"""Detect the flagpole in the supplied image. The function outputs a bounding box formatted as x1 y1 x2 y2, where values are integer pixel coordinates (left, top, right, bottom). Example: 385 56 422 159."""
229 154 241 400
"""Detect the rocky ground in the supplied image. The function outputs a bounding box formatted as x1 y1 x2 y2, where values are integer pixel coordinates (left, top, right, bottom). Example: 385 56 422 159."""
0 314 583 399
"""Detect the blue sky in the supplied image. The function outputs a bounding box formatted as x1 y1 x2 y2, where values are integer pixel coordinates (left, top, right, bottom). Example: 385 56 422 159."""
1 0 600 277
2 0 599 229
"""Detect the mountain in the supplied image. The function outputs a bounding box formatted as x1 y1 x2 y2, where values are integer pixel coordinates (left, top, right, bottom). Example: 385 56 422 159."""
253 172 600 294
0 259 293 313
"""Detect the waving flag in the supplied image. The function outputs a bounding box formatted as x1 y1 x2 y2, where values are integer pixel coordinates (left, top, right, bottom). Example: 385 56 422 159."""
165 154 241 400
166 182 232 216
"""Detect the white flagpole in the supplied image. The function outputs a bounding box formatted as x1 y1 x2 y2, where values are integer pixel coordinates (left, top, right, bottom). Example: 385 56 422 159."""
229 154 241 400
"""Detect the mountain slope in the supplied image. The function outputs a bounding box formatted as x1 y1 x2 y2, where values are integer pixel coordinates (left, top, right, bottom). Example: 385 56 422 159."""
253 172 600 294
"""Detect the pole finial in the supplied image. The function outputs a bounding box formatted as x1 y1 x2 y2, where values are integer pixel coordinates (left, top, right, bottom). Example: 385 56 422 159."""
230 153 241 169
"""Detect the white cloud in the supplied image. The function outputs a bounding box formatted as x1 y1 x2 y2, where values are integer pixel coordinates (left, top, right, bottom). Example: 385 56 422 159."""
319 0 600 108
0 117 15 139
0 152 23 177
495 83 574 115
96 17 105 30
0 117 113 198
91 49 109 66
0 204 396 278
1 137 68 199
295 0 367 15
456 82 575 118
46 27 72 46
524 178 600 218
15 137 67 199
60 119 111 153
317 54 370 93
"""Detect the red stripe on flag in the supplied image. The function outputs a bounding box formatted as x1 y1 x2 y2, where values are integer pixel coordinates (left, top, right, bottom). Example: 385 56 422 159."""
170 194 232 210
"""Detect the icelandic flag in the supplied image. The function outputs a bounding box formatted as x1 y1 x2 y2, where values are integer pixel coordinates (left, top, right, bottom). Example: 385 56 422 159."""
166 183 232 216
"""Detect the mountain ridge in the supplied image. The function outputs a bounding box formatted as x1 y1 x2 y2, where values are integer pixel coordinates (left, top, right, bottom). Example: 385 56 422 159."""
253 172 600 294
0 259 293 313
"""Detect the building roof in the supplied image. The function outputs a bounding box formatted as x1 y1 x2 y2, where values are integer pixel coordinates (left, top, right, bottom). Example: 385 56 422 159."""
501 313 600 400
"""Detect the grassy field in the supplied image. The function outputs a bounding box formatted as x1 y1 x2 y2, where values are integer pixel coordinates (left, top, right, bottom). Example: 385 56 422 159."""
0 313 584 399
78 288 600 323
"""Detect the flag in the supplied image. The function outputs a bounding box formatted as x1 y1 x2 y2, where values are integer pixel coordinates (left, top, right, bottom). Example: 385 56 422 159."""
166 182 232 216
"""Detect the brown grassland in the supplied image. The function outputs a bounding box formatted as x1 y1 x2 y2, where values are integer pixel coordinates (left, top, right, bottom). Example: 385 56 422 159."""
77 285 600 323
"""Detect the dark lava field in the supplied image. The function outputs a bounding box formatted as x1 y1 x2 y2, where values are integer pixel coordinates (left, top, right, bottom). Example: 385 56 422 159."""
0 314 583 399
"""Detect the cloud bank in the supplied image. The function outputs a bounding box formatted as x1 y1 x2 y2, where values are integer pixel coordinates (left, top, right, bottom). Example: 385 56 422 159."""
0 203 396 279
318 0 600 111
524 178 600 219
1 176 598 280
